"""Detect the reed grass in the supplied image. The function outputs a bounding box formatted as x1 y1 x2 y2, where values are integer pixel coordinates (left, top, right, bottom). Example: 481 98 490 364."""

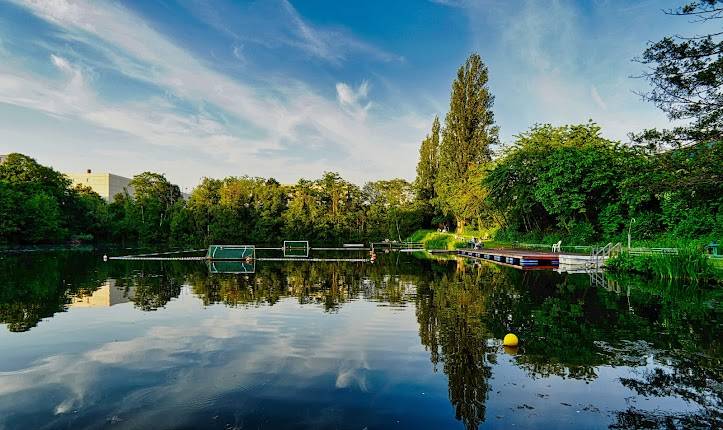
607 243 718 282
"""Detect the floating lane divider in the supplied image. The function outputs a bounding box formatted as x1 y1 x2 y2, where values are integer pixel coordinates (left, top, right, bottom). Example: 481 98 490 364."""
106 244 371 263
309 247 370 251
107 248 207 261
255 257 368 262
109 249 206 258
108 256 208 261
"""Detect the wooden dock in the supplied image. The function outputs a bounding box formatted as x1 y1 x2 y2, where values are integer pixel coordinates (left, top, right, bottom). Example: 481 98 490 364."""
457 248 560 270
457 247 614 271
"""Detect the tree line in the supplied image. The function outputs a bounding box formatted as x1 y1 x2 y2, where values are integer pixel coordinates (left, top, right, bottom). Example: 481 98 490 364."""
0 154 422 245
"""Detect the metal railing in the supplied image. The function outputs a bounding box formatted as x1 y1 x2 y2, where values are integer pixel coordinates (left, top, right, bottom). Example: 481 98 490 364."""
627 247 679 256
589 242 622 270
511 242 595 254
371 241 424 251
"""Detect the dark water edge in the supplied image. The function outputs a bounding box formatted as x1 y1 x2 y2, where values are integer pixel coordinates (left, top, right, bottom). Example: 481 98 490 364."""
0 249 720 429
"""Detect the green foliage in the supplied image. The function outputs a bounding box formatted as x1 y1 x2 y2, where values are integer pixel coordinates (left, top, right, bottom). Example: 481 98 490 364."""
607 245 717 282
633 0 722 146
436 53 498 229
0 181 22 239
415 116 440 204
486 123 643 241
486 123 721 245
0 153 95 243
125 172 182 243
406 229 467 250
23 192 66 242
0 153 426 246
363 178 421 241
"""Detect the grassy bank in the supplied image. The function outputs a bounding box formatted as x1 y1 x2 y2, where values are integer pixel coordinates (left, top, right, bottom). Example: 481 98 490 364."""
407 230 469 250
407 228 722 281
607 247 722 283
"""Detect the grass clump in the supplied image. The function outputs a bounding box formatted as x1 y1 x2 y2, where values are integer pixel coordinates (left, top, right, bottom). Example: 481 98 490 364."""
407 229 469 250
607 243 719 282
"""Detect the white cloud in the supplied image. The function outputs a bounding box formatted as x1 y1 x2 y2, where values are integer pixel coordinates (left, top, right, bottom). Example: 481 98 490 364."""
5 0 427 186
50 53 70 71
336 80 372 120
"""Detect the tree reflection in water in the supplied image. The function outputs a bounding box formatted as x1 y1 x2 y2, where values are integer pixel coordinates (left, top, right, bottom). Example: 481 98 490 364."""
0 250 719 429
415 259 494 429
413 258 721 429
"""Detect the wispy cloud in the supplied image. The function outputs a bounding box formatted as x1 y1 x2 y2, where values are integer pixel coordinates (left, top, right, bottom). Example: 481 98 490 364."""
3 0 425 185
336 80 372 120
591 85 607 111
186 0 403 65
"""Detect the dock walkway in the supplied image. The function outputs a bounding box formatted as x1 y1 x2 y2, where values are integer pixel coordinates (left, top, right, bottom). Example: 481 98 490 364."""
457 248 562 269
458 246 615 270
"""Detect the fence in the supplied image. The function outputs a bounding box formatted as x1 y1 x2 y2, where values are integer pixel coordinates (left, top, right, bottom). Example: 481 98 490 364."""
627 247 679 256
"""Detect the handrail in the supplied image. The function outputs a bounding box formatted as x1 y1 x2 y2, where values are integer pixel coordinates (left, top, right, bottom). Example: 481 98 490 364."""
590 242 616 270
628 247 679 255
512 242 594 253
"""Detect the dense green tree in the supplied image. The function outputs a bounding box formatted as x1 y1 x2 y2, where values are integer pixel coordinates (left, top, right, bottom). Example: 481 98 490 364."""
415 116 442 227
283 179 322 242
107 192 136 244
639 140 723 238
22 192 66 242
127 172 182 243
485 123 721 243
66 184 110 240
316 172 365 242
280 172 366 243
185 177 223 243
0 154 73 243
436 53 499 230
634 0 723 147
363 178 420 241
415 116 440 204
0 153 72 203
0 181 22 240
486 123 649 242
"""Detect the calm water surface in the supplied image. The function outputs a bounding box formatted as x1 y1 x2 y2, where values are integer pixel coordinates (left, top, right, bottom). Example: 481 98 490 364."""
0 249 720 429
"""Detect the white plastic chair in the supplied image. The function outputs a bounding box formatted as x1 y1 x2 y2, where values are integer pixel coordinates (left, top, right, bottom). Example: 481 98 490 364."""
551 240 562 253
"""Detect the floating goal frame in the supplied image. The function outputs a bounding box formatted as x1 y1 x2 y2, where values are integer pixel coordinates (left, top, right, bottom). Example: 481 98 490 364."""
207 244 255 260
283 240 309 258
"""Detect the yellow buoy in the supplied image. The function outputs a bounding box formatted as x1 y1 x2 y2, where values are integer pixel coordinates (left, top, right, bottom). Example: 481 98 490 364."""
503 333 519 347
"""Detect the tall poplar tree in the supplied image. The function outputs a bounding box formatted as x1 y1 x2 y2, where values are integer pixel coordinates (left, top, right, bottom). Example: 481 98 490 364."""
436 53 499 230
415 115 440 203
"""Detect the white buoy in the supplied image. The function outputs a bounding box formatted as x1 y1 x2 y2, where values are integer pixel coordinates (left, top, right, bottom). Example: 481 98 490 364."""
103 255 108 262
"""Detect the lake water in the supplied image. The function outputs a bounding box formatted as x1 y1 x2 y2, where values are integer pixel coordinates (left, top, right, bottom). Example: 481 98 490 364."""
0 249 720 429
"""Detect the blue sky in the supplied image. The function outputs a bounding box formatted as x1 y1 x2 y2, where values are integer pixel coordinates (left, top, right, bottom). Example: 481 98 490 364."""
0 0 701 188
